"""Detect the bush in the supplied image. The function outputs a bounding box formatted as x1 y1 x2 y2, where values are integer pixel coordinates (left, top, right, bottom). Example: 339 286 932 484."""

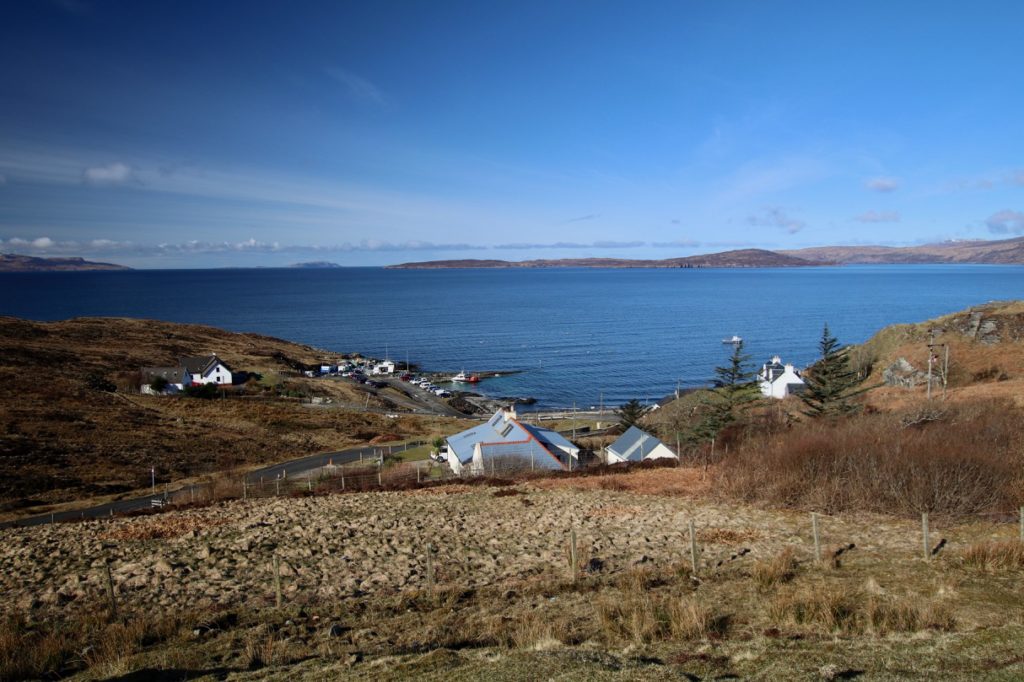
85 372 117 392
184 383 220 399
716 399 1024 516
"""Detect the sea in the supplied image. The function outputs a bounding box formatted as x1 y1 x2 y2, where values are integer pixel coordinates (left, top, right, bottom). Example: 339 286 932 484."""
1 265 1021 410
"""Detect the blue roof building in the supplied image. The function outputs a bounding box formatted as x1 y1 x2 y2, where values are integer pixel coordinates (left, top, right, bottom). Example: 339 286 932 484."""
604 426 678 464
445 408 580 475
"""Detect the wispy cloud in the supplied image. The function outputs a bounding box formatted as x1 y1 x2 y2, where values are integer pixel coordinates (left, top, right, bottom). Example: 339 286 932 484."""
562 213 599 223
865 176 899 192
716 156 831 203
747 206 805 234
82 162 139 185
854 210 901 223
651 238 701 248
493 240 644 250
0 236 487 257
985 210 1024 234
326 67 387 107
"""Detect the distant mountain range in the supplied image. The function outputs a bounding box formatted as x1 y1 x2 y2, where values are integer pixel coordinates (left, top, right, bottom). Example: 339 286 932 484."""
387 249 820 269
289 261 343 268
782 236 1024 264
0 254 131 272
390 237 1024 269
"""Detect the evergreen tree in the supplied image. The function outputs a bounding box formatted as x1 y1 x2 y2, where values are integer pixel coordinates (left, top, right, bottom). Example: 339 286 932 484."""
800 324 866 418
685 341 761 446
615 398 646 432
711 340 761 414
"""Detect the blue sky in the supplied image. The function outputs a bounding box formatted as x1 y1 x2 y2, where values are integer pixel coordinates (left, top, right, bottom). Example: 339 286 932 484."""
1 1 1022 267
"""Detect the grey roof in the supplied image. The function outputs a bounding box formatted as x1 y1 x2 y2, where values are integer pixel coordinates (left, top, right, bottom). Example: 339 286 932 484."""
180 355 232 374
141 366 185 383
446 410 574 470
606 426 669 462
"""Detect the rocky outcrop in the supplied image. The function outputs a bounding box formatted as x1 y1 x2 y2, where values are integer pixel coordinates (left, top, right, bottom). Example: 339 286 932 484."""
883 358 928 388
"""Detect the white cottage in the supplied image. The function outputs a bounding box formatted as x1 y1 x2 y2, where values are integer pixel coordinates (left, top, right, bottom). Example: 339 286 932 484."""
445 408 579 475
142 354 233 393
604 426 678 464
759 356 805 399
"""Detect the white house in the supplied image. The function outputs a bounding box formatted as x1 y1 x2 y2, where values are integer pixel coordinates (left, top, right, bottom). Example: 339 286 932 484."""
759 356 805 399
372 360 396 375
445 407 579 475
604 426 678 464
142 354 233 393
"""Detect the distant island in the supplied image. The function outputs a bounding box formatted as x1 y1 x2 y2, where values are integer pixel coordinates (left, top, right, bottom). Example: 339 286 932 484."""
782 235 1024 264
0 254 131 272
389 237 1024 269
387 248 823 269
289 261 343 269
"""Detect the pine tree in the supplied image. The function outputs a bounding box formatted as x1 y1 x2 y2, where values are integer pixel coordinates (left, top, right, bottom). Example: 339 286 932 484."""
685 341 760 445
615 398 646 432
711 340 761 414
800 324 866 418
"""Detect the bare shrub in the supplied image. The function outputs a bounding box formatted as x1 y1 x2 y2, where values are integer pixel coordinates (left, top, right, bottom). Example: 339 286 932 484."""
960 541 1024 571
717 399 1024 516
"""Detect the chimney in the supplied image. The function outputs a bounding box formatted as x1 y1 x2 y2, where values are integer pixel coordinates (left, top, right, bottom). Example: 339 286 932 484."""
505 405 518 421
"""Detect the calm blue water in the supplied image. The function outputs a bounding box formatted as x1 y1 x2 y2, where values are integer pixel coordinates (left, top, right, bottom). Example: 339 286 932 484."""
1 266 1020 409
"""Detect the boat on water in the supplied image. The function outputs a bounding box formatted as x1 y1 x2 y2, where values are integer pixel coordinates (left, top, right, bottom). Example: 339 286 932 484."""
451 370 481 383
722 335 743 344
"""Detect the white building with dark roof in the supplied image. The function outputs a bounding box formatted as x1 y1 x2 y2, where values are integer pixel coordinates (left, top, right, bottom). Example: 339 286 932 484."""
758 356 805 399
445 408 579 475
604 426 678 464
142 354 233 393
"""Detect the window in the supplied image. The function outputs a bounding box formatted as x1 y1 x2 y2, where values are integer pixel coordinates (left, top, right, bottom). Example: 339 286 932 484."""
500 424 514 438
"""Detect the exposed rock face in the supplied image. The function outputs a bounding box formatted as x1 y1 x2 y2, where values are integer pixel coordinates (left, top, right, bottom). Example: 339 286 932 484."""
883 358 927 387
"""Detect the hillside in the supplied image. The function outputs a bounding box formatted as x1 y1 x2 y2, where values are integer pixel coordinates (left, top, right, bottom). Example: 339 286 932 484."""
0 317 438 516
388 248 824 269
0 253 131 271
782 236 1024 264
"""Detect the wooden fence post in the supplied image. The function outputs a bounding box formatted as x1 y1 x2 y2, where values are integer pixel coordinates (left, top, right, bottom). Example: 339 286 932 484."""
104 559 118 619
1019 507 1023 543
569 528 578 582
275 478 280 496
273 555 283 608
921 512 930 561
426 544 435 592
812 512 822 563
689 520 699 574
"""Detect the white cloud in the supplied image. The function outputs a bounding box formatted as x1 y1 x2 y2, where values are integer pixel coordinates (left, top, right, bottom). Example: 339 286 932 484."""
82 162 138 185
0 236 487 257
493 240 644 250
866 177 899 192
985 210 1024 234
747 206 805 234
326 67 386 106
854 210 901 223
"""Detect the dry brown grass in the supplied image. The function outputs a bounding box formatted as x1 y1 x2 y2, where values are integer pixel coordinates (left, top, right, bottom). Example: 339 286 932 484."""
529 465 710 497
0 609 191 681
596 591 723 644
767 584 955 635
960 541 1024 571
751 547 799 589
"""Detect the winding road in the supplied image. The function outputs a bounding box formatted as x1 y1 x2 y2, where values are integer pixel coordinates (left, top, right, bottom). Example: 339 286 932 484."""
0 440 424 529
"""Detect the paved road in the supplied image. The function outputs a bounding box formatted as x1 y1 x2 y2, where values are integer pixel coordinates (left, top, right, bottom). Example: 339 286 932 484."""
0 441 424 530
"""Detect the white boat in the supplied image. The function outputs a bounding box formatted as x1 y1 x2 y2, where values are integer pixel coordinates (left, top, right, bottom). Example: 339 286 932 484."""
722 335 743 344
451 371 469 382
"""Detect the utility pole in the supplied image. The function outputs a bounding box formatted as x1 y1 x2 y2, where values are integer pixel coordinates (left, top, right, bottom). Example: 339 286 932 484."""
151 467 155 493
572 401 577 440
926 327 947 402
